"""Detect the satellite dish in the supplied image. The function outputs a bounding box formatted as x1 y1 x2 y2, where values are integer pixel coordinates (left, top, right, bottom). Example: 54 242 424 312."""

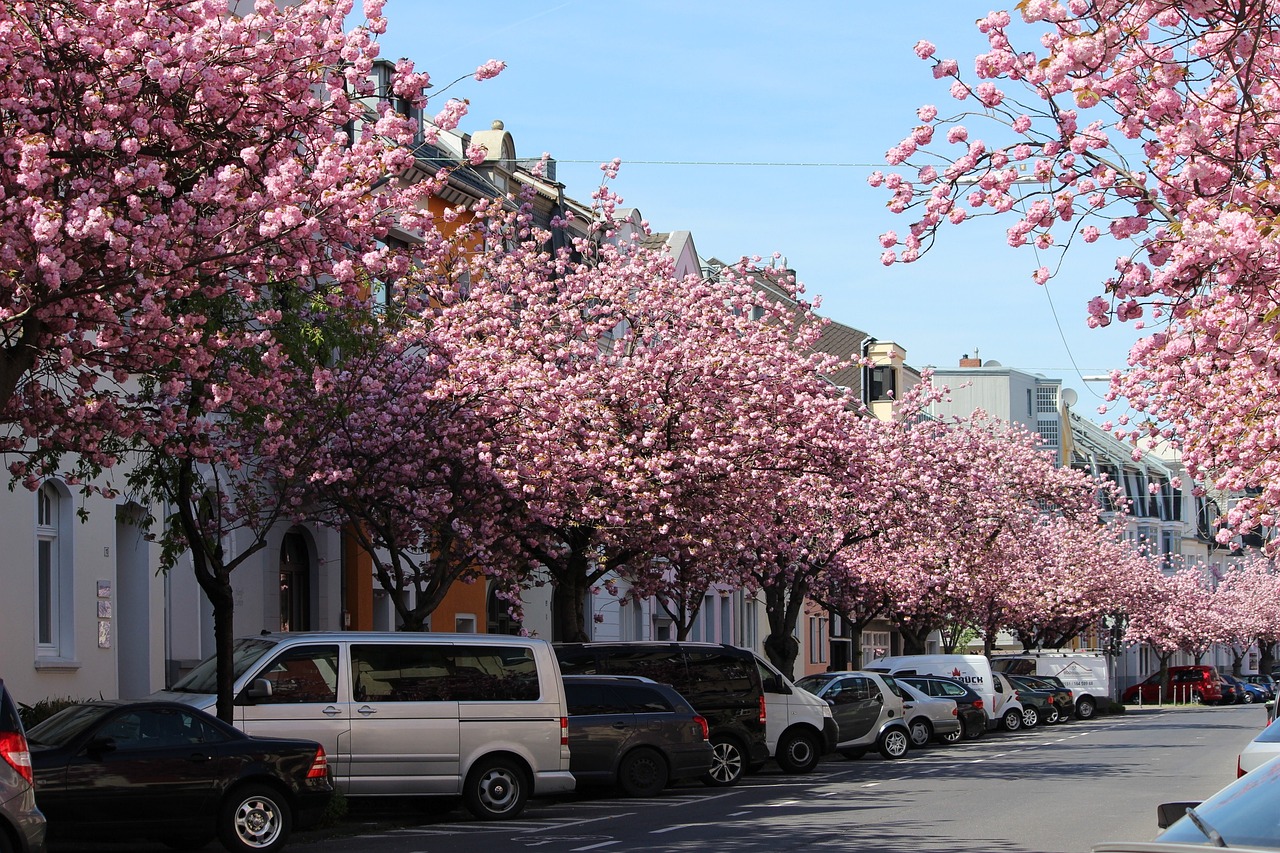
983 359 1002 367
1061 388 1078 407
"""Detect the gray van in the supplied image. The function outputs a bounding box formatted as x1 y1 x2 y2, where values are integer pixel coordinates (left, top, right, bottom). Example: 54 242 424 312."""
154 632 574 819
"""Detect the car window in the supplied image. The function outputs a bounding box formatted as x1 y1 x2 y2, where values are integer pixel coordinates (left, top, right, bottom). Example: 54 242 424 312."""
97 708 224 749
881 674 906 700
27 704 112 747
601 649 688 687
254 645 340 704
172 637 276 694
681 652 757 705
619 685 674 713
565 683 629 715
352 644 540 702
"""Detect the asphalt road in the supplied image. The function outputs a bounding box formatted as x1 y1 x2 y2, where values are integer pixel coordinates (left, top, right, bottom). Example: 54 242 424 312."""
49 703 1269 853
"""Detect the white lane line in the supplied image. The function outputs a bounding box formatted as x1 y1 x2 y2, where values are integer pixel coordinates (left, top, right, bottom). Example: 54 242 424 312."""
572 842 621 851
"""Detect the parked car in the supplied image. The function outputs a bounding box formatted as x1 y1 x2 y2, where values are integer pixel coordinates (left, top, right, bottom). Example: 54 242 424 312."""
1221 672 1267 704
794 671 912 760
1242 674 1277 701
1217 672 1248 704
157 632 574 819
1122 665 1227 705
1009 674 1075 722
893 678 962 747
0 679 46 853
1094 753 1280 851
992 671 1044 730
896 675 986 742
562 675 711 797
26 699 331 853
555 642 772 787
1237 715 1280 776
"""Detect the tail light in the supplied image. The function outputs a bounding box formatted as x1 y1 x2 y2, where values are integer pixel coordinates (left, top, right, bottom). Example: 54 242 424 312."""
0 732 33 785
561 716 569 747
951 707 958 717
1047 695 1055 704
972 699 984 712
694 715 709 741
305 746 329 779
758 695 767 725
1238 756 1246 778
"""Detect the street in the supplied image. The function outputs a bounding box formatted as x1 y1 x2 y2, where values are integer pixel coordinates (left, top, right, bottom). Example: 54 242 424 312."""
286 704 1263 853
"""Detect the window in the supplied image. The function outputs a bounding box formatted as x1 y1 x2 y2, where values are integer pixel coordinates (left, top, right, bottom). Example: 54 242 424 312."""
1036 386 1058 413
455 614 477 634
870 365 896 401
279 530 311 633
253 646 340 704
808 615 828 664
351 644 540 702
35 482 71 659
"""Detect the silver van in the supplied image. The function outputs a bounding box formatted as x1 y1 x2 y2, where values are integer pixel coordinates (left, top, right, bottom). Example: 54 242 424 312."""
154 632 574 819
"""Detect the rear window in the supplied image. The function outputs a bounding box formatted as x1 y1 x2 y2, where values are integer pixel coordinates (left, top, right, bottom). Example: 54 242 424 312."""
618 685 675 713
353 644 539 702
0 684 21 733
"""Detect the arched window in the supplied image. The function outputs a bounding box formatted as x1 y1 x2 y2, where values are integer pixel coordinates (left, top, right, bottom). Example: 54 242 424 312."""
279 530 312 632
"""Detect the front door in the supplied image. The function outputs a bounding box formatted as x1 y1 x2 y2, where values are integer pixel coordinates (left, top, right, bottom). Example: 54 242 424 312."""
825 676 882 745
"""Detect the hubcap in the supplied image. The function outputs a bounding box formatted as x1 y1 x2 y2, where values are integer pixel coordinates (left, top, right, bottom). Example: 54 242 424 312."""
710 742 742 783
479 768 519 813
234 796 282 849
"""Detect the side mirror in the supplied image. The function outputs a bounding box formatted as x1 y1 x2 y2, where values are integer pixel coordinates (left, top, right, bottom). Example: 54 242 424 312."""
1157 802 1199 829
237 678 274 704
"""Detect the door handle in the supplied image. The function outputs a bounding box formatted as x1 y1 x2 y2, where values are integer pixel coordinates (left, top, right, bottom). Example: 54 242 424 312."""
187 753 212 762
356 705 377 716
323 706 343 717
611 722 629 729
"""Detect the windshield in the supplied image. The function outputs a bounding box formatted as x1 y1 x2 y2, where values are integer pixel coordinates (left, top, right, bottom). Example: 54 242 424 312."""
170 637 277 694
1159 754 1280 848
26 703 112 747
795 675 831 694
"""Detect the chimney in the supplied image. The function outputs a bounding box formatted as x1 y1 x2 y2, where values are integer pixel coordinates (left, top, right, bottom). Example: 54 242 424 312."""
959 354 982 368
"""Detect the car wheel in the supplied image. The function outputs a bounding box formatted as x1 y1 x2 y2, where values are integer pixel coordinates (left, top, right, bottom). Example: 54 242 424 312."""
464 757 530 820
877 727 910 760
1021 706 1040 728
1075 697 1097 719
218 784 291 853
940 727 963 744
701 735 746 787
908 718 933 748
617 746 668 797
1002 708 1022 731
1244 691 1257 704
840 748 866 760
1191 690 1205 705
775 729 822 774
1044 706 1060 725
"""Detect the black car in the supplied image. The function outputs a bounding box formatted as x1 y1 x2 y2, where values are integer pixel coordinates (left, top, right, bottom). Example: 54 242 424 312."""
896 675 986 741
1009 674 1075 722
555 642 769 787
563 675 712 797
26 700 332 853
0 680 46 853
1218 673 1248 705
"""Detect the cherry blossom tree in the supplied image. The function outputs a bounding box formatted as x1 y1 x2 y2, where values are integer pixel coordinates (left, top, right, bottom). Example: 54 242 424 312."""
294 315 534 633
1214 553 1280 675
1126 562 1223 699
0 0 501 484
11 0 506 719
880 406 1110 655
875 2 1280 547
431 201 850 643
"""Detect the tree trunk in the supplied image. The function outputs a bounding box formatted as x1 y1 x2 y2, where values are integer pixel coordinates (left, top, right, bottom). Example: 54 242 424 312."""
553 571 591 642
761 580 805 678
1260 641 1276 677
899 623 930 655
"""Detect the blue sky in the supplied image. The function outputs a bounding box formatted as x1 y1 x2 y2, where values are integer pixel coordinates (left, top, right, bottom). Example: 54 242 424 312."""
377 1 1145 418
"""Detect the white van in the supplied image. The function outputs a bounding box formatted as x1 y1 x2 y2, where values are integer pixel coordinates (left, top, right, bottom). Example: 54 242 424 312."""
154 632 574 820
992 652 1110 719
867 654 1024 732
750 655 839 774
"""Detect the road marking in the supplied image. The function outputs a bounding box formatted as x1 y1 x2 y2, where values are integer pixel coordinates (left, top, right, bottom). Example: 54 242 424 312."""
572 842 620 851
729 810 750 816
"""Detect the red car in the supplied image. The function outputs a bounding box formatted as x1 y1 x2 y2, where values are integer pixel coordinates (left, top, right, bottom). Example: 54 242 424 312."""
1122 665 1227 705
